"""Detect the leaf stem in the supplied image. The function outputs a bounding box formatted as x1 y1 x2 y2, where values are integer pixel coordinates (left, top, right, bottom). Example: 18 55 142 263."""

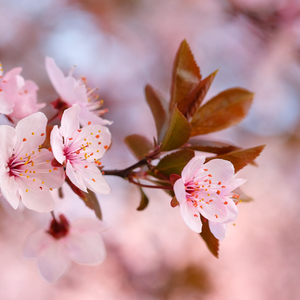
128 177 173 190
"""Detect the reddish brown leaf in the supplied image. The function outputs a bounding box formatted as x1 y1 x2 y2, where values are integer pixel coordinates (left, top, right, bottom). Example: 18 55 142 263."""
170 196 179 207
137 187 149 211
170 40 201 114
199 215 219 258
83 189 103 220
184 138 241 155
161 106 192 151
205 145 266 172
191 88 254 136
66 177 103 220
124 134 153 160
170 174 181 185
186 70 218 119
145 84 169 142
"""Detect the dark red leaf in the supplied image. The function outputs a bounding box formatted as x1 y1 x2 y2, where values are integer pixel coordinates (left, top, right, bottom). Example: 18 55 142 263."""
170 40 201 114
205 145 266 172
191 88 254 136
161 106 192 151
199 215 219 258
186 69 218 119
124 134 153 160
145 84 169 142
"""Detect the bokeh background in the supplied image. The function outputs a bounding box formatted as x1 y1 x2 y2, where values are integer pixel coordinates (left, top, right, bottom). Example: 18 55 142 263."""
1 0 300 299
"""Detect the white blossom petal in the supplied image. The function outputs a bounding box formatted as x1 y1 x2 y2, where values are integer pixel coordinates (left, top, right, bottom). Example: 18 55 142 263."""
180 201 202 233
50 125 65 164
60 104 80 138
173 179 187 204
66 160 87 192
18 177 55 212
199 195 228 222
202 159 235 185
66 231 106 265
0 174 20 209
79 105 113 126
36 239 71 282
0 125 17 165
62 76 87 104
15 112 47 156
79 163 110 194
181 156 205 182
45 57 66 97
209 221 228 241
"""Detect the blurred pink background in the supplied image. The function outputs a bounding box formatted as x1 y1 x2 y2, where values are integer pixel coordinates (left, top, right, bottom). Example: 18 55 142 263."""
1 0 300 299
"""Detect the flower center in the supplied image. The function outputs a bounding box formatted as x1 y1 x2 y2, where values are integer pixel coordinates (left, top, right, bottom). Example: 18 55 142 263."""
47 214 69 239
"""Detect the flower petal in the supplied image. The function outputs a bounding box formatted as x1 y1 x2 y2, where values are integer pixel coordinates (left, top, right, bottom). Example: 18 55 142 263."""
62 76 87 104
0 125 17 165
79 163 111 194
23 229 51 258
15 112 47 156
0 174 20 209
180 201 202 233
45 57 66 97
202 159 235 185
173 179 187 204
75 124 111 161
0 91 14 114
199 195 228 222
18 177 55 212
60 104 80 139
79 105 113 126
36 239 71 282
66 231 106 265
72 217 109 232
66 160 87 192
181 156 206 182
208 221 228 241
50 125 65 164
32 149 65 188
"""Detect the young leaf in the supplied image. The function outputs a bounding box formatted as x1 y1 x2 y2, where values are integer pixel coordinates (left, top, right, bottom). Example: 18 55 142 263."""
205 145 265 172
66 178 103 220
170 40 201 114
124 134 153 160
83 189 103 220
199 215 219 258
161 106 192 151
170 196 179 207
184 138 241 155
191 88 254 136
186 70 218 119
145 84 169 142
137 186 149 211
156 149 194 178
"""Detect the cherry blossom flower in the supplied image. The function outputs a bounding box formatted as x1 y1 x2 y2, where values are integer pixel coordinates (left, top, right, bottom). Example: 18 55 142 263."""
45 57 112 126
50 104 111 194
0 112 65 212
23 214 107 282
173 156 246 240
0 62 45 119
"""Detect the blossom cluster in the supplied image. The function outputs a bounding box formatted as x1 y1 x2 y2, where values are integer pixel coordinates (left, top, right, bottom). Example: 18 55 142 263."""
0 43 255 282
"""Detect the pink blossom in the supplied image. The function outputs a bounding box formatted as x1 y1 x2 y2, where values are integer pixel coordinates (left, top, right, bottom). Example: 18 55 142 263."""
173 156 246 240
50 104 111 194
45 57 112 126
0 112 65 212
0 62 45 119
23 214 107 282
